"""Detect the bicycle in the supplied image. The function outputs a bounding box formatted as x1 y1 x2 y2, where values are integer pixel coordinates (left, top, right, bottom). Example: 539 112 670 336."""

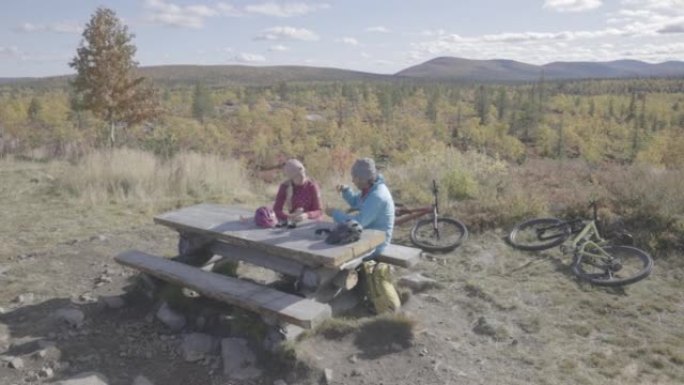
507 201 653 286
395 180 468 252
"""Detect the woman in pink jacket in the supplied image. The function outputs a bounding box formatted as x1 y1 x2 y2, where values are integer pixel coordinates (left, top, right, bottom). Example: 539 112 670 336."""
273 159 323 223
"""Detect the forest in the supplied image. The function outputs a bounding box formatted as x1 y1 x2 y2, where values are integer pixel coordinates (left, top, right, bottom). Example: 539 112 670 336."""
2 76 684 174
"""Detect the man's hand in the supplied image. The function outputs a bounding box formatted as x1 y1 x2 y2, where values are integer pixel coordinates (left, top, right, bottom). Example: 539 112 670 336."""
336 184 348 193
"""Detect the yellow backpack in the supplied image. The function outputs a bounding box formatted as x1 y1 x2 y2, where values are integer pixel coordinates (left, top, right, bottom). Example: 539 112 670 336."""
361 260 401 314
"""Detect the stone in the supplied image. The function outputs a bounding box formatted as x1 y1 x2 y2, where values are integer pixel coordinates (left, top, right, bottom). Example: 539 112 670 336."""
79 293 96 303
13 293 34 305
0 306 6 314
54 308 85 329
99 295 126 309
398 273 439 292
156 302 185 331
180 333 217 362
132 375 154 385
273 380 287 385
38 340 56 349
323 368 334 384
221 338 261 380
39 367 54 379
54 372 109 385
9 357 24 369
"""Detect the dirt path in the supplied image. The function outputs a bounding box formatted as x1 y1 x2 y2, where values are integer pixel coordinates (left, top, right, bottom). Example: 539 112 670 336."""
1 159 683 385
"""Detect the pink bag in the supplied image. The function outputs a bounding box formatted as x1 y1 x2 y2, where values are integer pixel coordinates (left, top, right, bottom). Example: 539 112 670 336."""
254 206 277 228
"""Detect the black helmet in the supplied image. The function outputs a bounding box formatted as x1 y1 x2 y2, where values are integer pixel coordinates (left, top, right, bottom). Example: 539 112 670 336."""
322 220 363 245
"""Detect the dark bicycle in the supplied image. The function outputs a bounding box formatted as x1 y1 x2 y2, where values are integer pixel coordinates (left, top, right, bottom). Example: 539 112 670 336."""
395 180 468 252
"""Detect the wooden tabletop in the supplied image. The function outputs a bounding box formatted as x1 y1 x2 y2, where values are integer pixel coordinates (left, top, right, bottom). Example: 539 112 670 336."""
154 204 386 268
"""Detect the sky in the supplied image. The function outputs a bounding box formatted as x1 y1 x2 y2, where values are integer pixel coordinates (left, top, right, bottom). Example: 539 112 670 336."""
1 0 683 77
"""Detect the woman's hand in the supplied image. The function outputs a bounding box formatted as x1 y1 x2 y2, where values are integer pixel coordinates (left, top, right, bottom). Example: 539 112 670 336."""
288 208 306 222
289 212 307 222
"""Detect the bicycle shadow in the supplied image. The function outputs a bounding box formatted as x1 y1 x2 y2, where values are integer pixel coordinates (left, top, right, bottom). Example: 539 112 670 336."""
501 240 628 297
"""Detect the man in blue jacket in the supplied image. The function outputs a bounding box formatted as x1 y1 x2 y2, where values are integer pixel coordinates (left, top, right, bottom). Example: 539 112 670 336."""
328 158 395 257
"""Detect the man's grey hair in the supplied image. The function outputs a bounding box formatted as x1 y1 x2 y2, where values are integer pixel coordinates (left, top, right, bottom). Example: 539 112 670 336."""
351 158 377 181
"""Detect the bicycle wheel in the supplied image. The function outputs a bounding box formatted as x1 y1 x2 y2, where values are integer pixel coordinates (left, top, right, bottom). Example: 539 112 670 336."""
572 245 653 287
507 218 571 251
410 217 468 252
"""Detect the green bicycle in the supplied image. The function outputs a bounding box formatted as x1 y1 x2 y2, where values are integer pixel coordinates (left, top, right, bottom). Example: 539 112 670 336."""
507 202 653 287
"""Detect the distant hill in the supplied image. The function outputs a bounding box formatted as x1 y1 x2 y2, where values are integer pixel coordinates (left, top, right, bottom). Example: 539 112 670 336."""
136 64 392 87
0 65 391 89
397 57 684 82
2 57 683 88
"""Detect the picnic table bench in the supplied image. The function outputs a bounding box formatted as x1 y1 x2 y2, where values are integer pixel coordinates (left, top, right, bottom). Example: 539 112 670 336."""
115 204 421 329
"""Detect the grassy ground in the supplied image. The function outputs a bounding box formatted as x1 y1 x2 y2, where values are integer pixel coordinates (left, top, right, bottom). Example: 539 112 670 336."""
295 230 684 385
1 154 682 385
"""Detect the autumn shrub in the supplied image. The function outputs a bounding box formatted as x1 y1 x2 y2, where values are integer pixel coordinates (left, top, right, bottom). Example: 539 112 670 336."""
383 144 548 229
597 165 684 254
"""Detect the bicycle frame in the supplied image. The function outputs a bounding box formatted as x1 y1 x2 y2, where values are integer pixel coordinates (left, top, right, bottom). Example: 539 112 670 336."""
567 220 614 265
394 180 440 227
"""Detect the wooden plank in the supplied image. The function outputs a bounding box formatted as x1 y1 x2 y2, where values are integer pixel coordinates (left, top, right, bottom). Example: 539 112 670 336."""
154 204 386 268
115 250 331 329
209 241 305 278
377 244 422 268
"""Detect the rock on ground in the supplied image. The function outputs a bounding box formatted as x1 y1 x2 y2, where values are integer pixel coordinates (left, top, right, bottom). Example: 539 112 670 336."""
323 368 334 384
53 308 85 328
132 375 154 385
180 333 218 362
99 295 126 309
221 338 261 380
156 302 186 331
54 372 109 385
9 357 24 369
398 273 439 292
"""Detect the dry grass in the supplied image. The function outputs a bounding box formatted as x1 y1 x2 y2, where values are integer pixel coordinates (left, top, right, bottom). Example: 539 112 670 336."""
420 232 684 385
52 148 258 212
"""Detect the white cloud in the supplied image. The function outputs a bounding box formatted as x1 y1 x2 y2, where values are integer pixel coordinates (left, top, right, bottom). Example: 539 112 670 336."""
216 3 242 16
245 2 330 17
0 46 23 59
233 53 267 63
543 0 602 12
403 0 684 65
361 52 371 58
255 26 319 41
337 37 359 46
608 0 684 35
144 0 223 28
366 26 390 33
269 44 290 51
420 29 447 37
14 22 83 34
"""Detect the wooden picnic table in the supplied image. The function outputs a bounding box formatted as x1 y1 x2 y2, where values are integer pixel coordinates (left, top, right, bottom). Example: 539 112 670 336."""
115 203 421 329
153 203 386 269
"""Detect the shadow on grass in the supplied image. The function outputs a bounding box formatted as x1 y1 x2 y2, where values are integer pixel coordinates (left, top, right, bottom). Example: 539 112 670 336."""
353 314 415 360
